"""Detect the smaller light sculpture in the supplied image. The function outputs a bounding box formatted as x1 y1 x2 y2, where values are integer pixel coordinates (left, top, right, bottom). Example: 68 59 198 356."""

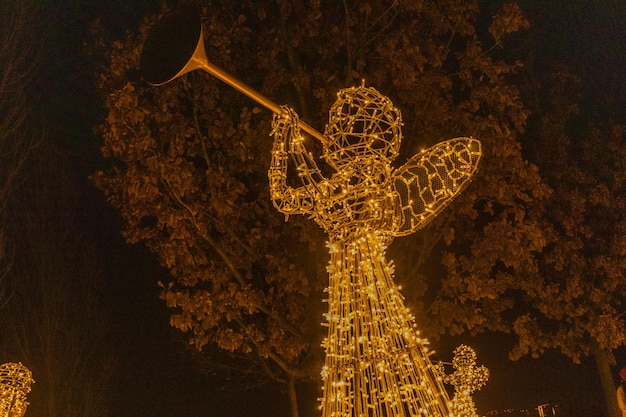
438 345 488 417
0 362 34 417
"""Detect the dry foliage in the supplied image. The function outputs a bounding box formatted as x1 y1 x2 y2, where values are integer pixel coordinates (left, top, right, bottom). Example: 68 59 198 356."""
92 0 552 397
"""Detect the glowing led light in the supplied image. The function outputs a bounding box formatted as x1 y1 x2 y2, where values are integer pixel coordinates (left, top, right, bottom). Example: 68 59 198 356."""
269 85 481 417
0 362 34 417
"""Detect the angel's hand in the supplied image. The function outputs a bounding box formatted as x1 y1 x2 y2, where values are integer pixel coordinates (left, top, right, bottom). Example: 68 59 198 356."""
271 106 300 147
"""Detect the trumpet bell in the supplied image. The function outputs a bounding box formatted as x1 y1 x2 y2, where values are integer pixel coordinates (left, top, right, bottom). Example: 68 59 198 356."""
139 7 328 144
140 7 205 86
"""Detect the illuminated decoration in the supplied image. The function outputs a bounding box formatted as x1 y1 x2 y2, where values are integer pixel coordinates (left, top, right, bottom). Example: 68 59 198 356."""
438 345 489 417
269 83 482 417
0 362 34 417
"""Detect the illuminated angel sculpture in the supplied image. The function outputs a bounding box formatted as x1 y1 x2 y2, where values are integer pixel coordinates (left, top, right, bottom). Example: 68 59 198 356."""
269 84 482 417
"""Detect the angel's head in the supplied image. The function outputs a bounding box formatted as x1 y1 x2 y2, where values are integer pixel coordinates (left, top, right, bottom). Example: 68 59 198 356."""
323 85 402 170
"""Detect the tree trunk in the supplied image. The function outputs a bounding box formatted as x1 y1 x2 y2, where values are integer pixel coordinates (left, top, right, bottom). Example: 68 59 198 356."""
287 377 300 417
593 344 620 417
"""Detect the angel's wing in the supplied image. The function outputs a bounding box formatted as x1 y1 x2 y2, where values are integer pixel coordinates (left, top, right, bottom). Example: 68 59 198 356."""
389 137 481 237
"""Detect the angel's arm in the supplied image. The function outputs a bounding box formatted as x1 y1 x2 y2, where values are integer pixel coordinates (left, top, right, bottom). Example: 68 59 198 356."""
388 137 482 236
268 107 328 215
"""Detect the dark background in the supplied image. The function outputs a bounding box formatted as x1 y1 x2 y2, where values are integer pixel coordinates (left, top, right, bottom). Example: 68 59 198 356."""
6 0 626 416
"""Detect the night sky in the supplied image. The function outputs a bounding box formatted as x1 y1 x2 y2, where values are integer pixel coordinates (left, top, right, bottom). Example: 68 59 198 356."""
3 1 625 416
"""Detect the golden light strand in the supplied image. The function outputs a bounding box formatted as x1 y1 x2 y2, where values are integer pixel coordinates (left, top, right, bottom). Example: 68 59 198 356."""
269 85 482 417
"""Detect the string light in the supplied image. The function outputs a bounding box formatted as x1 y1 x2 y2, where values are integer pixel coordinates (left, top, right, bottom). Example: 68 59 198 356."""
269 85 482 417
0 362 34 417
438 345 489 417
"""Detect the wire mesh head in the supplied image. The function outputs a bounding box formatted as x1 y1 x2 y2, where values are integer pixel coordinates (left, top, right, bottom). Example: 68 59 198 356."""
323 85 402 169
452 345 478 368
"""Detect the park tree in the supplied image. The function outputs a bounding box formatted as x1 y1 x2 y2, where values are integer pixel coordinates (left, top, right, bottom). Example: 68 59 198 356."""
0 140 117 417
427 1 626 414
0 0 43 303
92 1 549 414
522 70 625 417
433 57 626 415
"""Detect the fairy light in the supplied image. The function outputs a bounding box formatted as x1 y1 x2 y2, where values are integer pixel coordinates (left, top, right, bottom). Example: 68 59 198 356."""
269 84 481 417
0 362 34 417
438 345 489 417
